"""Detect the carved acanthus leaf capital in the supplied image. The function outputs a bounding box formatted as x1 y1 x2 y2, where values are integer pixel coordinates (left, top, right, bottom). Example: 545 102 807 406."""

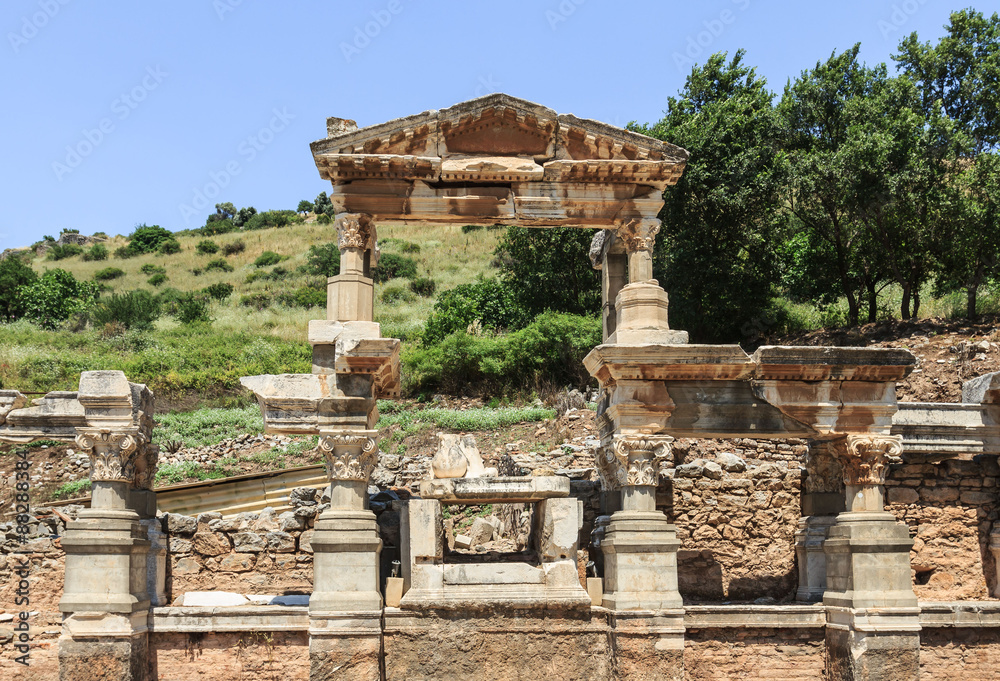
318 431 379 482
335 213 377 251
598 435 673 489
75 427 143 483
833 434 903 487
615 219 660 254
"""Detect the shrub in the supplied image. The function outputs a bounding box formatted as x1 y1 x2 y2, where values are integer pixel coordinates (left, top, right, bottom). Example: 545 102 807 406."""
316 213 332 225
423 278 528 343
94 267 125 281
409 277 436 297
373 253 417 283
277 287 326 309
82 243 108 261
18 269 100 329
158 239 181 255
241 293 271 310
233 206 257 228
140 264 166 275
304 243 341 277
384 238 421 254
91 290 161 331
114 246 135 259
175 293 211 324
243 210 298 231
147 273 167 287
254 251 282 268
221 240 246 256
202 218 236 236
46 243 84 261
203 282 234 300
381 285 416 304
205 258 234 273
156 287 185 314
0 254 37 321
196 239 219 255
128 225 174 254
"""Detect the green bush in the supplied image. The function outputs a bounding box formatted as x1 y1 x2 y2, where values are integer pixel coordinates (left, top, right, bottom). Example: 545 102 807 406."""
205 258 234 273
46 243 84 261
0 254 37 321
221 240 246 256
254 251 282 267
158 239 181 255
175 293 211 324
147 273 167 287
82 243 108 261
94 267 125 281
409 277 436 297
128 225 174 254
18 269 100 329
244 210 298 231
373 253 417 283
114 246 135 259
404 312 600 394
304 243 341 277
381 285 416 304
316 213 332 225
202 218 236 236
203 282 234 301
240 293 271 310
423 278 528 343
140 264 166 276
277 287 326 309
196 239 219 255
91 290 161 331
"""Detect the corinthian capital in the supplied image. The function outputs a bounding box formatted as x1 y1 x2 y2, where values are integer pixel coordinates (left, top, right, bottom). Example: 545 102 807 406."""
75 427 143 483
335 213 376 251
318 430 379 482
615 219 660 253
598 434 673 490
833 434 903 487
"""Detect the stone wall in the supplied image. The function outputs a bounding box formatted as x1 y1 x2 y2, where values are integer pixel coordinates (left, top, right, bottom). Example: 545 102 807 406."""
919 628 1000 680
683 628 826 680
152 632 309 681
886 456 1000 600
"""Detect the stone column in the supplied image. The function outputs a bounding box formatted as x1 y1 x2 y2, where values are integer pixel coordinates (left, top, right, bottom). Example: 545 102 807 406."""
133 443 167 607
328 213 377 323
309 429 382 681
60 427 152 681
796 441 845 602
823 434 920 681
590 229 628 342
610 219 686 345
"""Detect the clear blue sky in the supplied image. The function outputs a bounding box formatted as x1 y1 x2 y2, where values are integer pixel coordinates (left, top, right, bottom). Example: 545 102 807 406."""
0 0 983 250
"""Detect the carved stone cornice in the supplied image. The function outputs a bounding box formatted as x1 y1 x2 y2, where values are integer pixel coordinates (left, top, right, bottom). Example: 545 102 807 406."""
335 213 376 251
598 435 673 490
318 430 379 482
75 427 143 484
615 219 660 253
833 434 903 487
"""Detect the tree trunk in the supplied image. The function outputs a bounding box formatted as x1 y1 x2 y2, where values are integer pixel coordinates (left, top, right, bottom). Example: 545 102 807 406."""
912 290 921 319
846 291 860 327
967 284 979 319
900 284 912 320
866 281 878 323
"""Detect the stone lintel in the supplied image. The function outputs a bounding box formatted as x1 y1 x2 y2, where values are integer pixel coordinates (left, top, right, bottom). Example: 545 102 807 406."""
684 605 826 629
417 475 569 503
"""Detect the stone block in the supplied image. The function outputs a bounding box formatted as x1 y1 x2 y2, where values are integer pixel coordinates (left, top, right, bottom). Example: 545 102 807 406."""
166 513 197 535
887 487 919 505
534 497 580 562
197 512 222 524
173 557 201 575
921 486 960 503
385 577 404 607
454 534 473 550
266 530 296 553
168 538 193 554
233 532 267 553
300 529 315 553
193 530 230 556
279 511 306 532
218 553 256 572
177 591 249 606
587 577 603 606
961 491 994 505
468 517 495 546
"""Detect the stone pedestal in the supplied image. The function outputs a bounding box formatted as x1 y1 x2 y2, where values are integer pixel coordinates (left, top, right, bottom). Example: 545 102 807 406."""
310 510 383 613
601 511 682 611
795 515 837 603
610 610 684 681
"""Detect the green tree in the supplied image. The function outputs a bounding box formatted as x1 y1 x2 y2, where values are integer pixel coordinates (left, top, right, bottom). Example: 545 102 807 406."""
127 225 174 254
233 206 257 228
314 192 334 217
638 51 788 342
207 202 236 224
18 269 99 329
0 255 38 321
297 199 314 214
304 243 341 277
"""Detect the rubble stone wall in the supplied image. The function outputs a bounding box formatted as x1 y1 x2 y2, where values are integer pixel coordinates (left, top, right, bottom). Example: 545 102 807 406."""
919 628 1000 681
683 628 826 680
151 632 309 681
886 456 1000 600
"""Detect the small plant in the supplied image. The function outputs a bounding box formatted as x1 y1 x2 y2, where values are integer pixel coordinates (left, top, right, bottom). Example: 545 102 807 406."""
277 286 326 309
222 240 246 256
140 263 166 275
205 258 234 273
409 277 436 297
147 273 167 287
91 290 161 331
158 239 181 255
373 253 417 283
52 478 91 499
203 282 234 300
240 293 271 310
381 285 416 304
94 267 125 281
196 239 219 255
254 251 282 267
82 243 108 261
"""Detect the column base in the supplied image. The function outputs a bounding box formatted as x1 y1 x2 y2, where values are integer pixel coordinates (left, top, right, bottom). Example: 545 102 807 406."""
309 510 383 614
823 512 917 610
602 511 682 611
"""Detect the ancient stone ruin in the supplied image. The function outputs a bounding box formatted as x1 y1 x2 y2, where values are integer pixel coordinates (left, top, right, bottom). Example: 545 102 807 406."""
3 94 1000 680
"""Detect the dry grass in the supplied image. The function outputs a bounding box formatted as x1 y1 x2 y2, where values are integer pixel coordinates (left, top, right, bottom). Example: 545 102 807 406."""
31 220 503 340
